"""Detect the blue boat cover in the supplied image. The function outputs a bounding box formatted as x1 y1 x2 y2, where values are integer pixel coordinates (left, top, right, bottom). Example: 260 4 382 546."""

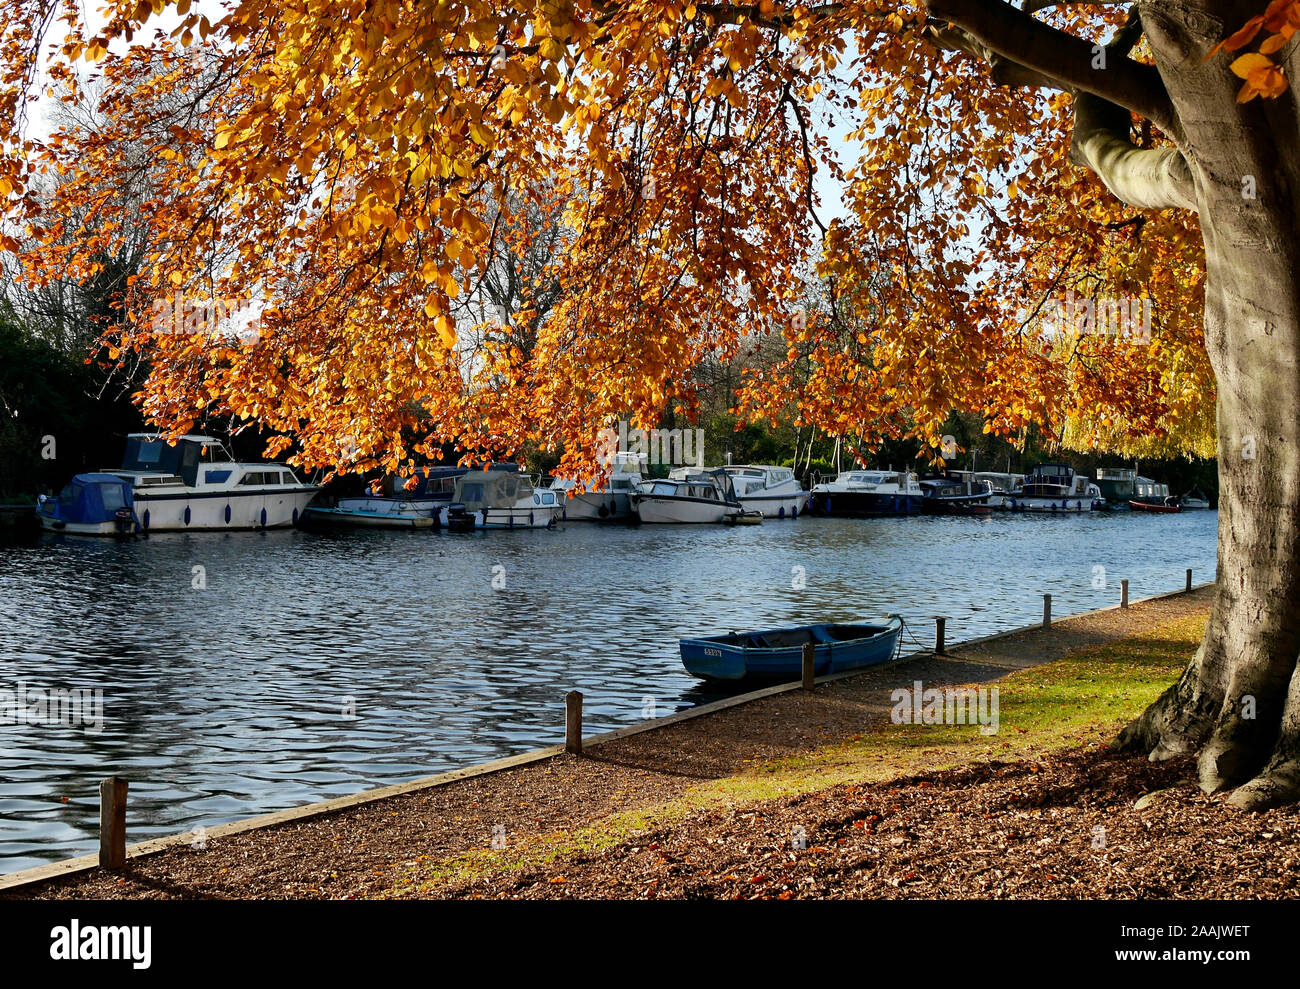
50 473 134 524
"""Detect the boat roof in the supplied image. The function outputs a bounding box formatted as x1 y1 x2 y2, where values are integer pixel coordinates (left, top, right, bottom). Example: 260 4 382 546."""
70 472 133 486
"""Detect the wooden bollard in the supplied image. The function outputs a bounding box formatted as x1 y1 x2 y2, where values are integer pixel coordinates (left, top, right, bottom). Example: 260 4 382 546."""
1186 568 1193 593
1121 579 1130 609
565 690 583 755
934 617 946 656
801 642 815 691
99 776 128 870
1042 594 1052 629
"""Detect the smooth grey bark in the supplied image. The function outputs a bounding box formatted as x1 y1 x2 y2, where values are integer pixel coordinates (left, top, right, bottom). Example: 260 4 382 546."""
928 0 1300 807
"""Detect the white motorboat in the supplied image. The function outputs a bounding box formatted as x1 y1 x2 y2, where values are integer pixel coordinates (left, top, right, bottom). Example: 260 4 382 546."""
631 468 742 524
949 471 1025 510
40 433 319 533
723 464 808 518
441 470 562 530
546 452 646 521
807 469 923 516
1003 463 1098 513
304 464 518 529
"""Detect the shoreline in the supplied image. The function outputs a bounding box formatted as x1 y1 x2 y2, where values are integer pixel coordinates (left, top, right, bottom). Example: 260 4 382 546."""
3 582 1214 898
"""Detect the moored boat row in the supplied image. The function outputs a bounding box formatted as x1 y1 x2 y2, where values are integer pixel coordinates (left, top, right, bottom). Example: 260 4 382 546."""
35 433 1212 536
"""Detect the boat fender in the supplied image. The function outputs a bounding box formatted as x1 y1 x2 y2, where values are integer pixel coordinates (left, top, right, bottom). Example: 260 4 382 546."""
778 506 785 519
292 507 299 525
599 503 609 518
142 509 150 530
184 506 191 526
529 511 534 526
224 504 232 524
260 507 267 527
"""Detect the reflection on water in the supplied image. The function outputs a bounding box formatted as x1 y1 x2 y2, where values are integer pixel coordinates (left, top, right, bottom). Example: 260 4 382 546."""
0 511 1217 871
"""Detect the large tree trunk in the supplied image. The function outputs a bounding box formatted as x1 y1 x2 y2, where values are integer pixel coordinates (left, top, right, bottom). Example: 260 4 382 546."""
1115 1 1300 810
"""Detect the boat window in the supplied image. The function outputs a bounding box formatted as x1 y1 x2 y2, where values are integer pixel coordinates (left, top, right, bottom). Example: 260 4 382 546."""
100 484 126 511
461 482 485 502
205 470 232 485
240 472 267 485
281 472 297 485
135 441 164 465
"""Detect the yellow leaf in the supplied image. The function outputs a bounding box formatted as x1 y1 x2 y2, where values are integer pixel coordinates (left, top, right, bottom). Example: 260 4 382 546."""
435 315 457 349
1230 52 1272 78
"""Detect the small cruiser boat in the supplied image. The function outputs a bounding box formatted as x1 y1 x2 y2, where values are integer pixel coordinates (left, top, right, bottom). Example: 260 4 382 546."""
304 464 517 529
950 471 1024 510
37 473 138 536
441 470 562 530
1179 488 1211 510
546 452 646 521
42 433 318 533
1003 463 1098 513
680 616 903 680
920 475 993 514
723 464 808 518
808 469 923 517
1130 498 1181 514
630 468 742 524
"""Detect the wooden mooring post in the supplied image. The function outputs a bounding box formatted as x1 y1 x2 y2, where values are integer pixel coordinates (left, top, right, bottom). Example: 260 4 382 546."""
934 617 946 656
99 776 127 870
1121 579 1130 609
1186 568 1193 593
801 642 815 691
1042 594 1052 629
565 690 583 755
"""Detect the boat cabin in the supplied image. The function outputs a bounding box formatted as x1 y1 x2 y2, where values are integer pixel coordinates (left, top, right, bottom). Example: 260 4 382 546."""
1021 463 1090 497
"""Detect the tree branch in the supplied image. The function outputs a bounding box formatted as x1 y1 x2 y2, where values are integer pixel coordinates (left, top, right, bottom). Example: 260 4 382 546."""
923 0 1179 137
1070 91 1197 211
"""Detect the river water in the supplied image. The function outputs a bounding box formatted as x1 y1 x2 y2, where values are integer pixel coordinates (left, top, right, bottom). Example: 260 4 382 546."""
0 510 1217 872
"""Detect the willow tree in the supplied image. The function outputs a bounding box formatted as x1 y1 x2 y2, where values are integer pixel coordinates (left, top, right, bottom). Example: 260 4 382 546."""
1 0 1297 805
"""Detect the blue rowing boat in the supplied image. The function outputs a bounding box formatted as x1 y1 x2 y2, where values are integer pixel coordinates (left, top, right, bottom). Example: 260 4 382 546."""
679 616 904 681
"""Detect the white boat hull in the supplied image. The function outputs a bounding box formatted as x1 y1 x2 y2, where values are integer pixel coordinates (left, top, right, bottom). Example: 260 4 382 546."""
133 488 319 531
559 492 633 521
439 506 559 529
38 518 124 536
736 493 808 518
304 506 435 529
1004 496 1097 513
634 496 734 524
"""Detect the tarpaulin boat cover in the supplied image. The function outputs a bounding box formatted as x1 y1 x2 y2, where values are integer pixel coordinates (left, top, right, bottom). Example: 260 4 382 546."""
55 473 134 523
452 471 533 511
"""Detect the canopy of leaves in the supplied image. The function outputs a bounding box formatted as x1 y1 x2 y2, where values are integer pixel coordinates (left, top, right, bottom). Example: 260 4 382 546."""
0 0 1234 478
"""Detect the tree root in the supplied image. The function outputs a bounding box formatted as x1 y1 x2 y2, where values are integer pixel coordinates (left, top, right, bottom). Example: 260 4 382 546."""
1227 761 1300 811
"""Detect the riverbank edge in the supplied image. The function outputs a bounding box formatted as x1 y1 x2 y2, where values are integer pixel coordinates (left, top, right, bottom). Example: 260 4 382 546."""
0 580 1213 893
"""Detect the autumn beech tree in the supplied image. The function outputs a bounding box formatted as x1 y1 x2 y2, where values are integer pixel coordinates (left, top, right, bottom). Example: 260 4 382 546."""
0 0 1298 805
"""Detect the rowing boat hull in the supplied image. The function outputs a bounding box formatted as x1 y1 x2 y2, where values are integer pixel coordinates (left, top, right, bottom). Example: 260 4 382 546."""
680 618 902 681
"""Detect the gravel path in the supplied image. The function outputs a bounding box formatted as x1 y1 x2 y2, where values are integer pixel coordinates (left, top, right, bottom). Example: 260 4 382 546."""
7 587 1213 900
